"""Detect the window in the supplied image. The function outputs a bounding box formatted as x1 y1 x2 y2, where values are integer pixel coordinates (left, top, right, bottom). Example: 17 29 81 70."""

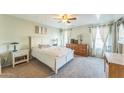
64 31 68 46
119 23 124 42
95 27 103 49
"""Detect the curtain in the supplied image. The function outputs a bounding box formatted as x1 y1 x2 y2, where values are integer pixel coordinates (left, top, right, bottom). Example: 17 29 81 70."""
110 21 122 53
109 22 118 53
105 21 123 54
99 25 110 56
106 22 124 54
90 27 97 56
118 23 124 53
115 22 119 53
105 25 113 52
60 29 72 47
60 29 64 47
90 25 110 57
67 29 71 44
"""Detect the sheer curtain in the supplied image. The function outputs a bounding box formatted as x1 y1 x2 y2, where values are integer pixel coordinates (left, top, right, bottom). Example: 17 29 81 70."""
99 25 110 56
118 23 124 53
109 21 123 53
90 25 110 57
95 27 104 57
60 29 71 47
106 22 123 54
60 29 64 47
105 25 113 52
90 27 97 56
108 22 118 53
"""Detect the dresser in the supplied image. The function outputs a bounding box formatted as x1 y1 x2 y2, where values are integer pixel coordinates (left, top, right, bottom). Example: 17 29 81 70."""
104 52 124 78
66 44 89 56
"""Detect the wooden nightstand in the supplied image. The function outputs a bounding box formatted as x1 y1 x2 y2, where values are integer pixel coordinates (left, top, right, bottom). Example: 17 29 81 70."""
12 49 29 68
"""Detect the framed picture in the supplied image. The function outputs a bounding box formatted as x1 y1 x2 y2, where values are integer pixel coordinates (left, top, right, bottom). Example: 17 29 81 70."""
41 27 47 34
35 26 47 34
35 26 39 34
41 27 43 34
44 27 47 34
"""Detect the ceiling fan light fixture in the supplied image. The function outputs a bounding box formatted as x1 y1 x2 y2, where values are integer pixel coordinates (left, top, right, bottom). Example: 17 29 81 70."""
53 14 76 23
62 19 68 23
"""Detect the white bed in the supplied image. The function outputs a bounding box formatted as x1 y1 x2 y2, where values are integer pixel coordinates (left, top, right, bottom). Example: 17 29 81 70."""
32 46 74 74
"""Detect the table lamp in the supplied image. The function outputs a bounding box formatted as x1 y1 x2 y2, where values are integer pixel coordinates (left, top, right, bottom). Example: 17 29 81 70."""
10 42 19 52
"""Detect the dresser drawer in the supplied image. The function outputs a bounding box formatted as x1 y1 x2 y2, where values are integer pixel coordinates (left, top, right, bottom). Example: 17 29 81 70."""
66 44 89 56
78 49 87 51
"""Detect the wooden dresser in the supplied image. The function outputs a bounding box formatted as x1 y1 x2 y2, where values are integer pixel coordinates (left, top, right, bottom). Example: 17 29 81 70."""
66 44 89 56
104 52 124 78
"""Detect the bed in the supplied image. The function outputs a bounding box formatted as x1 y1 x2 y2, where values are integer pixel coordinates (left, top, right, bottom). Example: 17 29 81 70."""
29 36 74 74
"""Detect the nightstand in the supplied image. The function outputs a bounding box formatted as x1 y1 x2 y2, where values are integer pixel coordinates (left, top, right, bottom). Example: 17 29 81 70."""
12 49 29 68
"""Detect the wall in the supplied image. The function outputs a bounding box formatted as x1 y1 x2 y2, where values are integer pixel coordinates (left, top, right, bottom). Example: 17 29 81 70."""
0 15 60 66
123 46 124 53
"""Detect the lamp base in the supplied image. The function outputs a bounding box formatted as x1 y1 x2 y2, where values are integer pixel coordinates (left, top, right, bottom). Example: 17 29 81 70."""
13 50 18 52
13 44 18 52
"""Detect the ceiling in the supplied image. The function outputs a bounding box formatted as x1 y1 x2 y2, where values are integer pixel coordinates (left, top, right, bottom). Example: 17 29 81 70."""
10 14 124 29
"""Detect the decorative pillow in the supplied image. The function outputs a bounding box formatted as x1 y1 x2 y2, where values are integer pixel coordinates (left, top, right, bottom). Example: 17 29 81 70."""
38 44 50 49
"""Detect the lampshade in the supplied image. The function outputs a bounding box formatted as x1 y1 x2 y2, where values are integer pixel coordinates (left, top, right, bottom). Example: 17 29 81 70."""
10 42 19 45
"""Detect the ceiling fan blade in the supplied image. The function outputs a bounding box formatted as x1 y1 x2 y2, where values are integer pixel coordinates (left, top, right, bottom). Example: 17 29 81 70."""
67 21 71 23
68 17 77 20
53 17 62 20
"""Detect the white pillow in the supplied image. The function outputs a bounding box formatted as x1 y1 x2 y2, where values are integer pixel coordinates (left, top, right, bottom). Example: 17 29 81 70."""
38 44 50 49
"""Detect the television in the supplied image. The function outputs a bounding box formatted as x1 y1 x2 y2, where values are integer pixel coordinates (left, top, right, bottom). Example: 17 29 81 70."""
70 39 78 44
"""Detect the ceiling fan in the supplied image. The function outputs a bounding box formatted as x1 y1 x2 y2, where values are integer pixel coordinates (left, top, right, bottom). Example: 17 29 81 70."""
53 14 77 23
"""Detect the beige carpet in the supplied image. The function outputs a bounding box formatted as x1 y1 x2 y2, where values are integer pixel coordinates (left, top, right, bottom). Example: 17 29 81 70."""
0 56 106 78
0 59 53 78
50 56 106 78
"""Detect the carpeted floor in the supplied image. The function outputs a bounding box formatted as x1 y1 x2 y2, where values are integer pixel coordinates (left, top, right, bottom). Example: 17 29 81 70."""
0 59 53 78
0 56 106 78
50 56 106 78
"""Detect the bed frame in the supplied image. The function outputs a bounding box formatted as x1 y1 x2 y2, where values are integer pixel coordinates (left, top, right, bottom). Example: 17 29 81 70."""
29 36 74 74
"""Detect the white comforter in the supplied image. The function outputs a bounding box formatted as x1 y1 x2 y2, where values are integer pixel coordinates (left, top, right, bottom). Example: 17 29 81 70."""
32 47 73 58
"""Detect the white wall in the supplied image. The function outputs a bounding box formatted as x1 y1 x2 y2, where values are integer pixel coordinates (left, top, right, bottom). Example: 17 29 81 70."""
0 15 60 66
123 46 124 53
40 27 60 46
0 15 60 52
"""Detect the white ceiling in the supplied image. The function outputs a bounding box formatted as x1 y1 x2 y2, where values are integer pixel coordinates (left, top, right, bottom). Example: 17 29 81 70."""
10 14 124 29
